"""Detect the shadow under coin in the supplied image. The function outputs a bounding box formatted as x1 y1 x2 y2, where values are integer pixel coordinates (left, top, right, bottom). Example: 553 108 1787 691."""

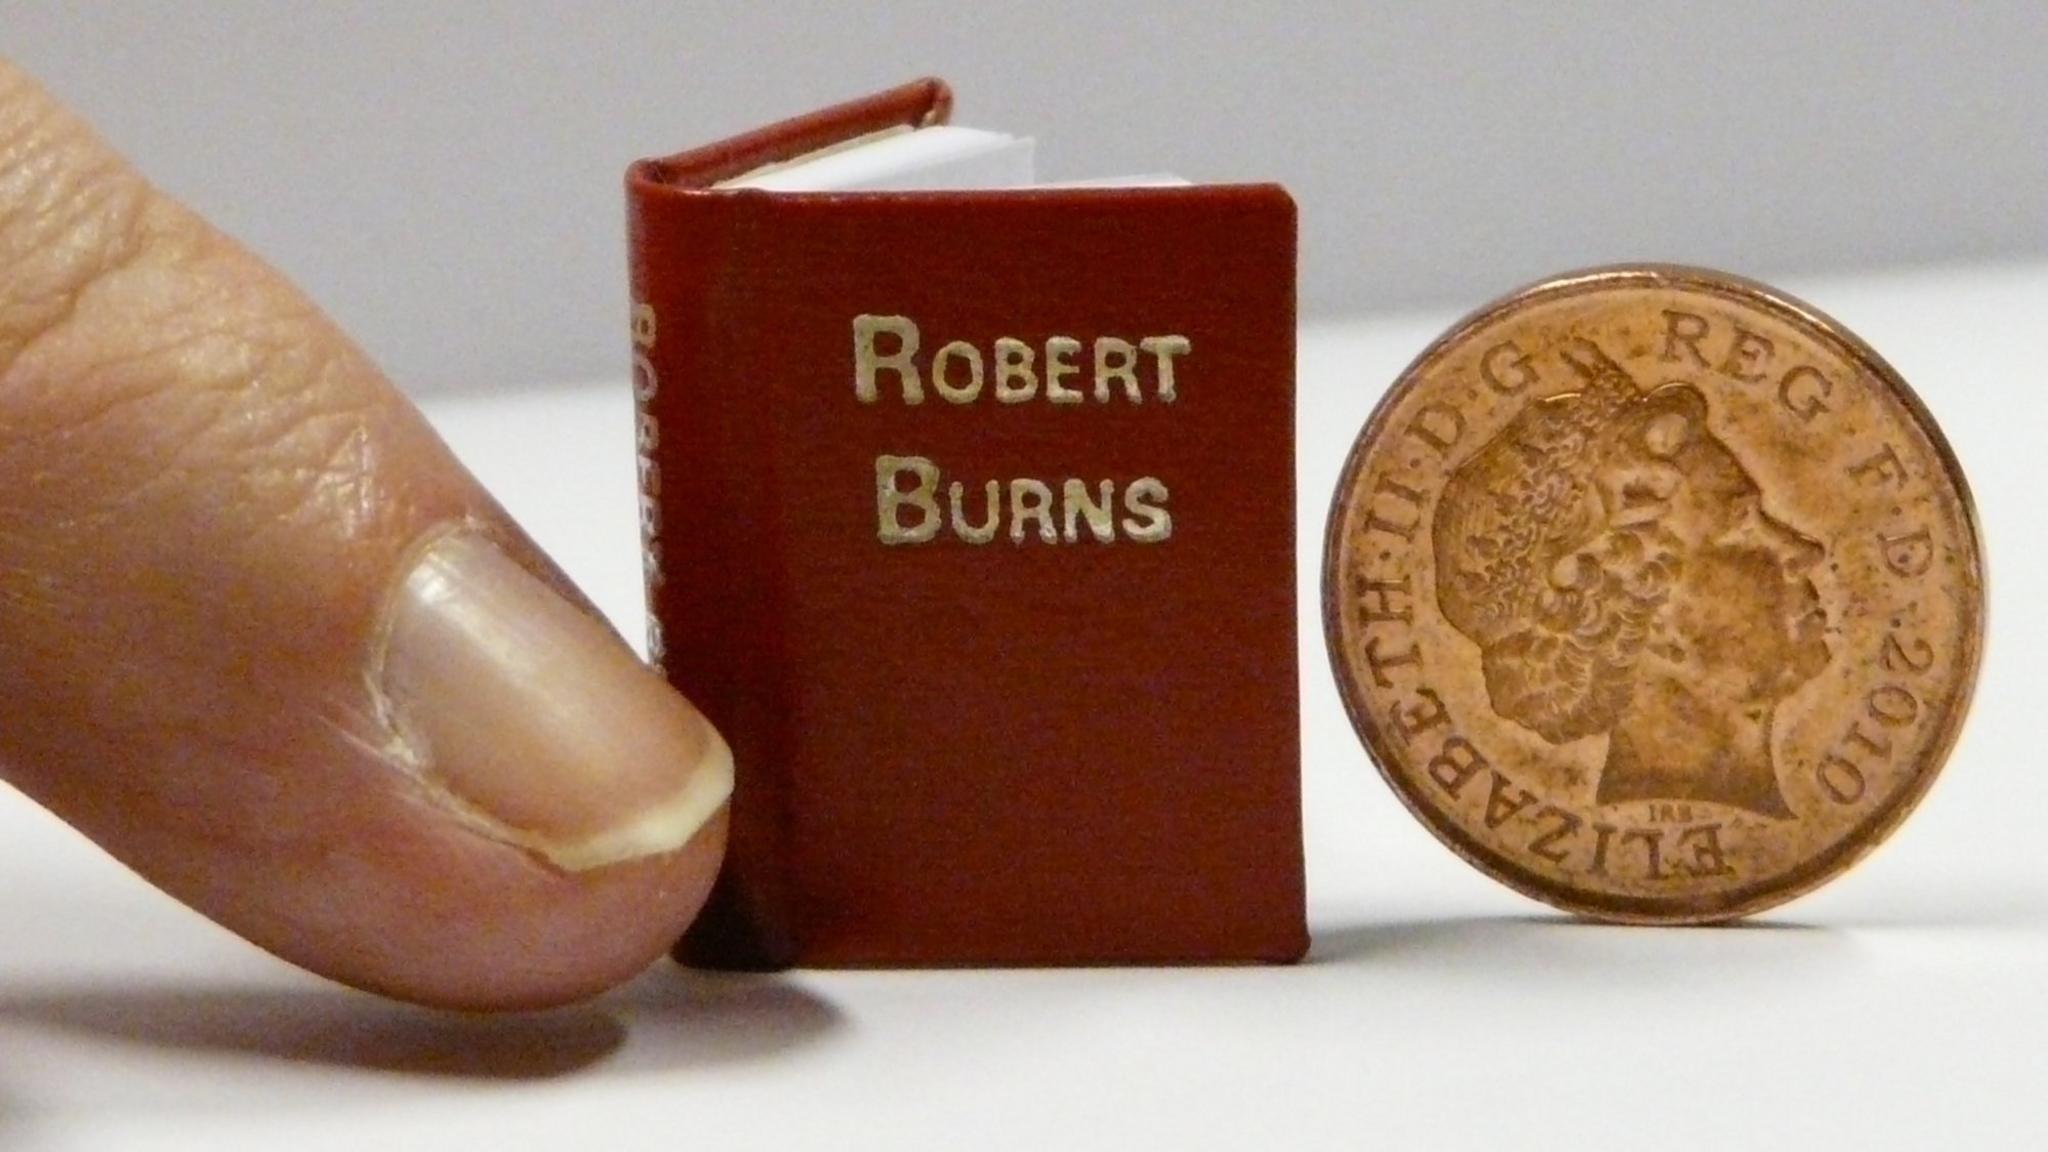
1311 913 1853 985
598 966 847 1073
0 984 626 1080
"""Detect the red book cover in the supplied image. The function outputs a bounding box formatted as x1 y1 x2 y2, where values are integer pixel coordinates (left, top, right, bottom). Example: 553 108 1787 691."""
628 79 1304 968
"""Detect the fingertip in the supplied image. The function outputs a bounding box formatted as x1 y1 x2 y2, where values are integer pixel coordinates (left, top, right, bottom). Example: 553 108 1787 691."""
296 809 730 1013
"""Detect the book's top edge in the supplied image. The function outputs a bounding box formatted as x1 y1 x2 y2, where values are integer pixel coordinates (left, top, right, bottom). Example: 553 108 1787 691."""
628 79 1294 206
636 181 1296 206
632 77 953 191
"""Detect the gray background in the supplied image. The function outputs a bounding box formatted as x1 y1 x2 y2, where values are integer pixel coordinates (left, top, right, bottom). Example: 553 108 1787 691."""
9 1 2045 394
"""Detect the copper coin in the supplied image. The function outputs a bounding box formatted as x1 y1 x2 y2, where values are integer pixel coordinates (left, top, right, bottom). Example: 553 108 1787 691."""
1323 265 1984 923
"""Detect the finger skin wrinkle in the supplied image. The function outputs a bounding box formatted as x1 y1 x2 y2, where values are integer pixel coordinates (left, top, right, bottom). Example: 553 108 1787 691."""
0 60 152 378
0 218 385 551
8 313 316 490
0 59 401 565
266 403 387 539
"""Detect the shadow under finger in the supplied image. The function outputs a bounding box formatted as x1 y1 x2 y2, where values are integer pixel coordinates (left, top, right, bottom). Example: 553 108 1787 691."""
601 965 849 1072
0 983 625 1080
0 964 849 1083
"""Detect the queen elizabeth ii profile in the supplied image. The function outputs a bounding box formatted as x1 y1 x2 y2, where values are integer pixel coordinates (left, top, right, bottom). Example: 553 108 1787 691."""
1433 342 1830 818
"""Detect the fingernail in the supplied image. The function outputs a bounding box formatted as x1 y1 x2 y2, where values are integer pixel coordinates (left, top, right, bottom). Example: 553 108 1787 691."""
373 529 731 871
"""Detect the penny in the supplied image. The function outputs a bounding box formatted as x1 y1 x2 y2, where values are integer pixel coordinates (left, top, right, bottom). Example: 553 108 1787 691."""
1323 265 1984 923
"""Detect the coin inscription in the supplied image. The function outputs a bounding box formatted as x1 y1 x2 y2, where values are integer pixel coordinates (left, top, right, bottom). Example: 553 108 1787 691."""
1324 266 1983 922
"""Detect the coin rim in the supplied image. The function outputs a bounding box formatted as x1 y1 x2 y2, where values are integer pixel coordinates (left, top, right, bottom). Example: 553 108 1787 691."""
1321 263 1987 924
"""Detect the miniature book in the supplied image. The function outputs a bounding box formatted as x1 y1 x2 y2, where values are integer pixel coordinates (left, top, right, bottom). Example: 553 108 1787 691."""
628 78 1304 968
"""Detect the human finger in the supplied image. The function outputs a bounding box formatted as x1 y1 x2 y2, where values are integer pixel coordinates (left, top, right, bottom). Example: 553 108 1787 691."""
0 59 728 1010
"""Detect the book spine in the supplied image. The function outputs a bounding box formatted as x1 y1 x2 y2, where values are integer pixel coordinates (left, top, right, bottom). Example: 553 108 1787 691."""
628 187 797 969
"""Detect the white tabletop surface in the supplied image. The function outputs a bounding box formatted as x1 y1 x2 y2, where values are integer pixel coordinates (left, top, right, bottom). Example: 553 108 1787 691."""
0 261 2039 1150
